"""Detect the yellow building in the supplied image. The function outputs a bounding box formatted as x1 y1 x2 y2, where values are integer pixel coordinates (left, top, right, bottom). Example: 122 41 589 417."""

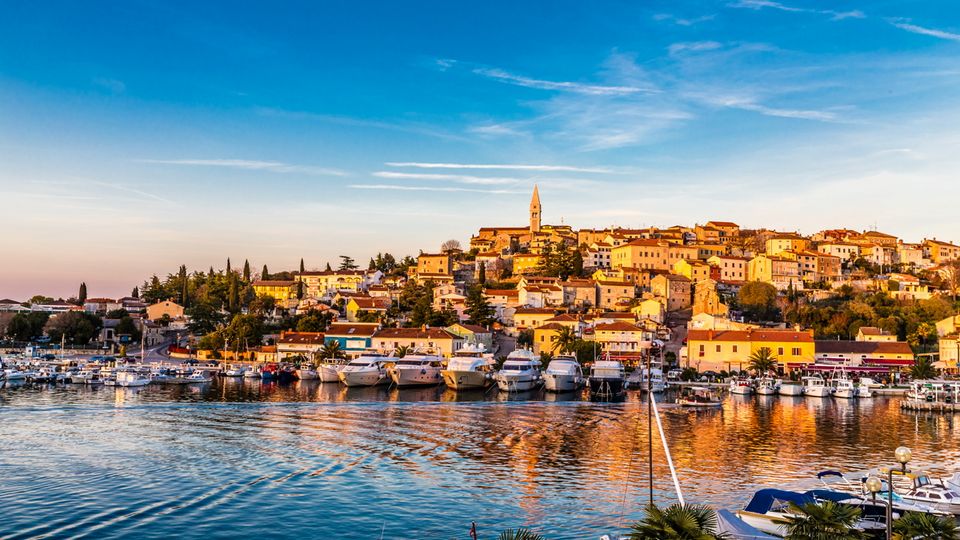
925 238 960 264
295 270 366 298
146 300 184 321
416 253 453 276
610 239 698 271
345 296 391 322
765 234 811 256
512 253 543 275
533 322 566 355
707 255 748 282
252 280 298 303
672 259 711 283
686 328 815 372
370 327 462 357
747 254 801 289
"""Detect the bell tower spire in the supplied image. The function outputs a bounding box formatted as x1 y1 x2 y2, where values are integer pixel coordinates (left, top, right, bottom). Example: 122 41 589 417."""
529 184 541 233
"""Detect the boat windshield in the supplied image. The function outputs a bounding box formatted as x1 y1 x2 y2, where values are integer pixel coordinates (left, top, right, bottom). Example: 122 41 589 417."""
502 364 531 371
397 360 427 366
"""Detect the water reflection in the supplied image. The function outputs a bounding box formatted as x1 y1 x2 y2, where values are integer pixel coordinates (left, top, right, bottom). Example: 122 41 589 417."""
3 382 960 540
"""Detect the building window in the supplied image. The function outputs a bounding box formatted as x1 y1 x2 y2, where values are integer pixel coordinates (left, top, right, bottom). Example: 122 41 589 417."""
715 345 721 352
792 347 801 356
732 345 738 353
699 345 705 353
778 347 784 356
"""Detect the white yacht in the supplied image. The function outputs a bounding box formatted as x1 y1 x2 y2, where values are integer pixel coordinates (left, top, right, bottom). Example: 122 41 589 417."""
639 365 666 393
317 360 345 383
729 378 754 395
116 369 151 387
387 355 444 387
887 470 960 515
802 375 832 397
778 379 805 396
186 371 211 383
494 349 543 392
3 368 28 382
338 356 390 387
441 346 496 390
588 360 626 398
755 377 779 395
543 356 585 393
73 369 103 385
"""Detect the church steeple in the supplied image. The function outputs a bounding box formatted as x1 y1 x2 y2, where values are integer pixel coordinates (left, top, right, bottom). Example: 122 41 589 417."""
529 184 541 233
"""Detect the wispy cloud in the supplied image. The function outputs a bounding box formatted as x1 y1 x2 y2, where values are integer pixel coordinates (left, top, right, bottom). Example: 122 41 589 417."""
668 41 723 55
653 13 715 26
347 184 523 195
727 0 864 21
384 162 615 173
253 106 468 142
695 94 839 121
373 171 519 185
472 67 657 95
135 158 346 176
93 77 126 93
889 20 960 42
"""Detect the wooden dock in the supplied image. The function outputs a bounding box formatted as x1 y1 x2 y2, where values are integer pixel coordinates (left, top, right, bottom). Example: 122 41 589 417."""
901 400 960 412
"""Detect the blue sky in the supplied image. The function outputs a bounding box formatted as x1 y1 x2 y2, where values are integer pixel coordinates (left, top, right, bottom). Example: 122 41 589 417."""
2 0 960 299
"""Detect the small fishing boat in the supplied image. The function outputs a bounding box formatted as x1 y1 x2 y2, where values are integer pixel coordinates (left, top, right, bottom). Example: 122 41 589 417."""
317 360 344 383
186 371 211 383
802 375 832 398
856 384 874 398
261 363 280 381
543 357 585 393
116 369 151 387
832 376 858 399
677 386 722 408
441 346 496 390
886 470 960 515
494 349 543 392
778 379 805 396
223 365 248 377
243 367 261 379
637 365 666 393
729 378 754 395
338 356 390 387
588 360 625 398
387 355 444 387
295 367 319 380
755 376 779 395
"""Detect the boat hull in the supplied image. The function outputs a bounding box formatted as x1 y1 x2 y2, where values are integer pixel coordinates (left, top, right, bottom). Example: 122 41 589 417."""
497 374 540 392
317 365 341 383
730 386 754 395
440 370 491 390
544 373 581 393
756 386 778 395
677 399 723 408
588 376 624 397
805 387 832 397
339 370 387 387
296 369 319 380
778 384 804 396
389 368 442 387
834 389 856 399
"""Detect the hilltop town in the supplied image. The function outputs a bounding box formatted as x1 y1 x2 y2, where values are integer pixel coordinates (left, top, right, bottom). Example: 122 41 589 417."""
3 186 959 375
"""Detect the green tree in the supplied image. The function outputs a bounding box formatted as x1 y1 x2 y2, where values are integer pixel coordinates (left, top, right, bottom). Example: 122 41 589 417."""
779 501 862 540
738 281 780 322
394 345 412 358
131 286 139 298
226 258 232 274
78 282 87 304
261 264 269 280
893 511 959 540
748 347 778 375
44 312 102 345
221 314 263 350
186 302 225 335
498 528 544 540
5 312 50 341
551 326 579 355
243 259 251 282
228 273 240 312
325 262 332 271
300 258 305 273
628 503 727 539
339 255 358 271
319 340 345 359
517 329 534 348
106 308 130 319
465 285 496 326
297 310 333 332
911 357 936 380
478 261 487 285
29 295 55 305
248 295 276 316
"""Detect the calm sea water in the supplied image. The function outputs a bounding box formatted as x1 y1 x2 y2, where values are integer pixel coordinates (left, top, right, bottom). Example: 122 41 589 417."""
2 380 960 539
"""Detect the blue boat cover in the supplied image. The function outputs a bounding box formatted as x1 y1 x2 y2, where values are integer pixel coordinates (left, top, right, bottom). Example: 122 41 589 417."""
715 509 778 539
743 489 815 514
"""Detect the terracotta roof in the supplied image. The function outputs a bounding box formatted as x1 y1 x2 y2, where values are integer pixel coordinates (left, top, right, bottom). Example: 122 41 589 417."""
484 289 519 296
707 221 739 227
598 312 635 319
451 323 490 334
296 270 365 276
815 341 913 355
857 327 890 336
547 314 581 322
349 297 391 310
594 322 643 332
85 298 116 303
514 307 558 315
926 239 960 248
687 329 814 343
536 323 567 331
324 323 378 338
278 331 326 345
373 328 458 340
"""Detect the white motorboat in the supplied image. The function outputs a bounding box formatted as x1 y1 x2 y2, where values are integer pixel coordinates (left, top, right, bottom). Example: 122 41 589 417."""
737 488 894 536
543 357 585 393
856 384 874 398
755 377 779 395
494 349 543 392
778 379 805 396
729 378 754 395
441 347 496 390
387 355 444 387
186 371 211 383
317 361 345 383
223 365 248 377
832 377 858 399
637 365 666 393
887 470 960 515
72 369 103 385
802 375 832 397
3 368 27 382
338 356 389 387
116 369 151 387
588 360 626 398
243 367 261 379
296 367 319 380
677 386 723 407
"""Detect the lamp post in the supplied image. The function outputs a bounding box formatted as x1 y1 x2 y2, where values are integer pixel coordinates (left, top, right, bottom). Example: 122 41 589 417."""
884 446 913 540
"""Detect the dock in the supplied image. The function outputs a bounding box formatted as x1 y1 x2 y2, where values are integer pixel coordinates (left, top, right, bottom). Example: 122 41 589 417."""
900 400 960 412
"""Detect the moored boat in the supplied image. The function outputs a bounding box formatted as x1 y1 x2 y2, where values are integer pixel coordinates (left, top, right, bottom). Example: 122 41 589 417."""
543 357 584 393
494 349 543 392
387 355 444 387
588 360 625 398
802 375 832 397
832 376 857 399
729 378 754 395
116 369 151 387
295 367 319 380
441 347 496 390
778 379 805 396
755 376 779 395
677 386 722 407
338 356 390 387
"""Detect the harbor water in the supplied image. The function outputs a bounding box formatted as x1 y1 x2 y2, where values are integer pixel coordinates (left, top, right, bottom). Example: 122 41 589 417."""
3 380 960 539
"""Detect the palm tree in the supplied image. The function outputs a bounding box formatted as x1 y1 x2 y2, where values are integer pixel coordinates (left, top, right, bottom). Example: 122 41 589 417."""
780 501 862 539
628 503 728 539
394 345 411 358
747 347 778 375
911 357 936 380
498 529 544 540
893 511 959 539
551 326 578 355
318 340 344 360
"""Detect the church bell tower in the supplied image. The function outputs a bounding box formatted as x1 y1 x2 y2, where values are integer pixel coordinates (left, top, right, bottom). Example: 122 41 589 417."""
529 185 541 233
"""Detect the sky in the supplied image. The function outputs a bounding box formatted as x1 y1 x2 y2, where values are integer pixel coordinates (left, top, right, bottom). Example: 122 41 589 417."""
1 0 960 300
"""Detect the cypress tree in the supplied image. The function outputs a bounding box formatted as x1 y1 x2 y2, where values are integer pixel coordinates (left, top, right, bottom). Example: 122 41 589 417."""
478 262 486 285
131 286 139 298
226 258 232 274
228 273 239 311
261 264 269 280
325 262 332 272
300 258 305 273
243 260 251 282
78 282 87 304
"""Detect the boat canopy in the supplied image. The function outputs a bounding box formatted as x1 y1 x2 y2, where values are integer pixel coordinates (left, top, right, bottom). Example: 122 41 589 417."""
743 489 814 514
715 509 777 539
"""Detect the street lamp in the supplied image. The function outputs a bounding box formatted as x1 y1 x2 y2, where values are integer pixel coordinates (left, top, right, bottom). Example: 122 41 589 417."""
883 446 912 540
